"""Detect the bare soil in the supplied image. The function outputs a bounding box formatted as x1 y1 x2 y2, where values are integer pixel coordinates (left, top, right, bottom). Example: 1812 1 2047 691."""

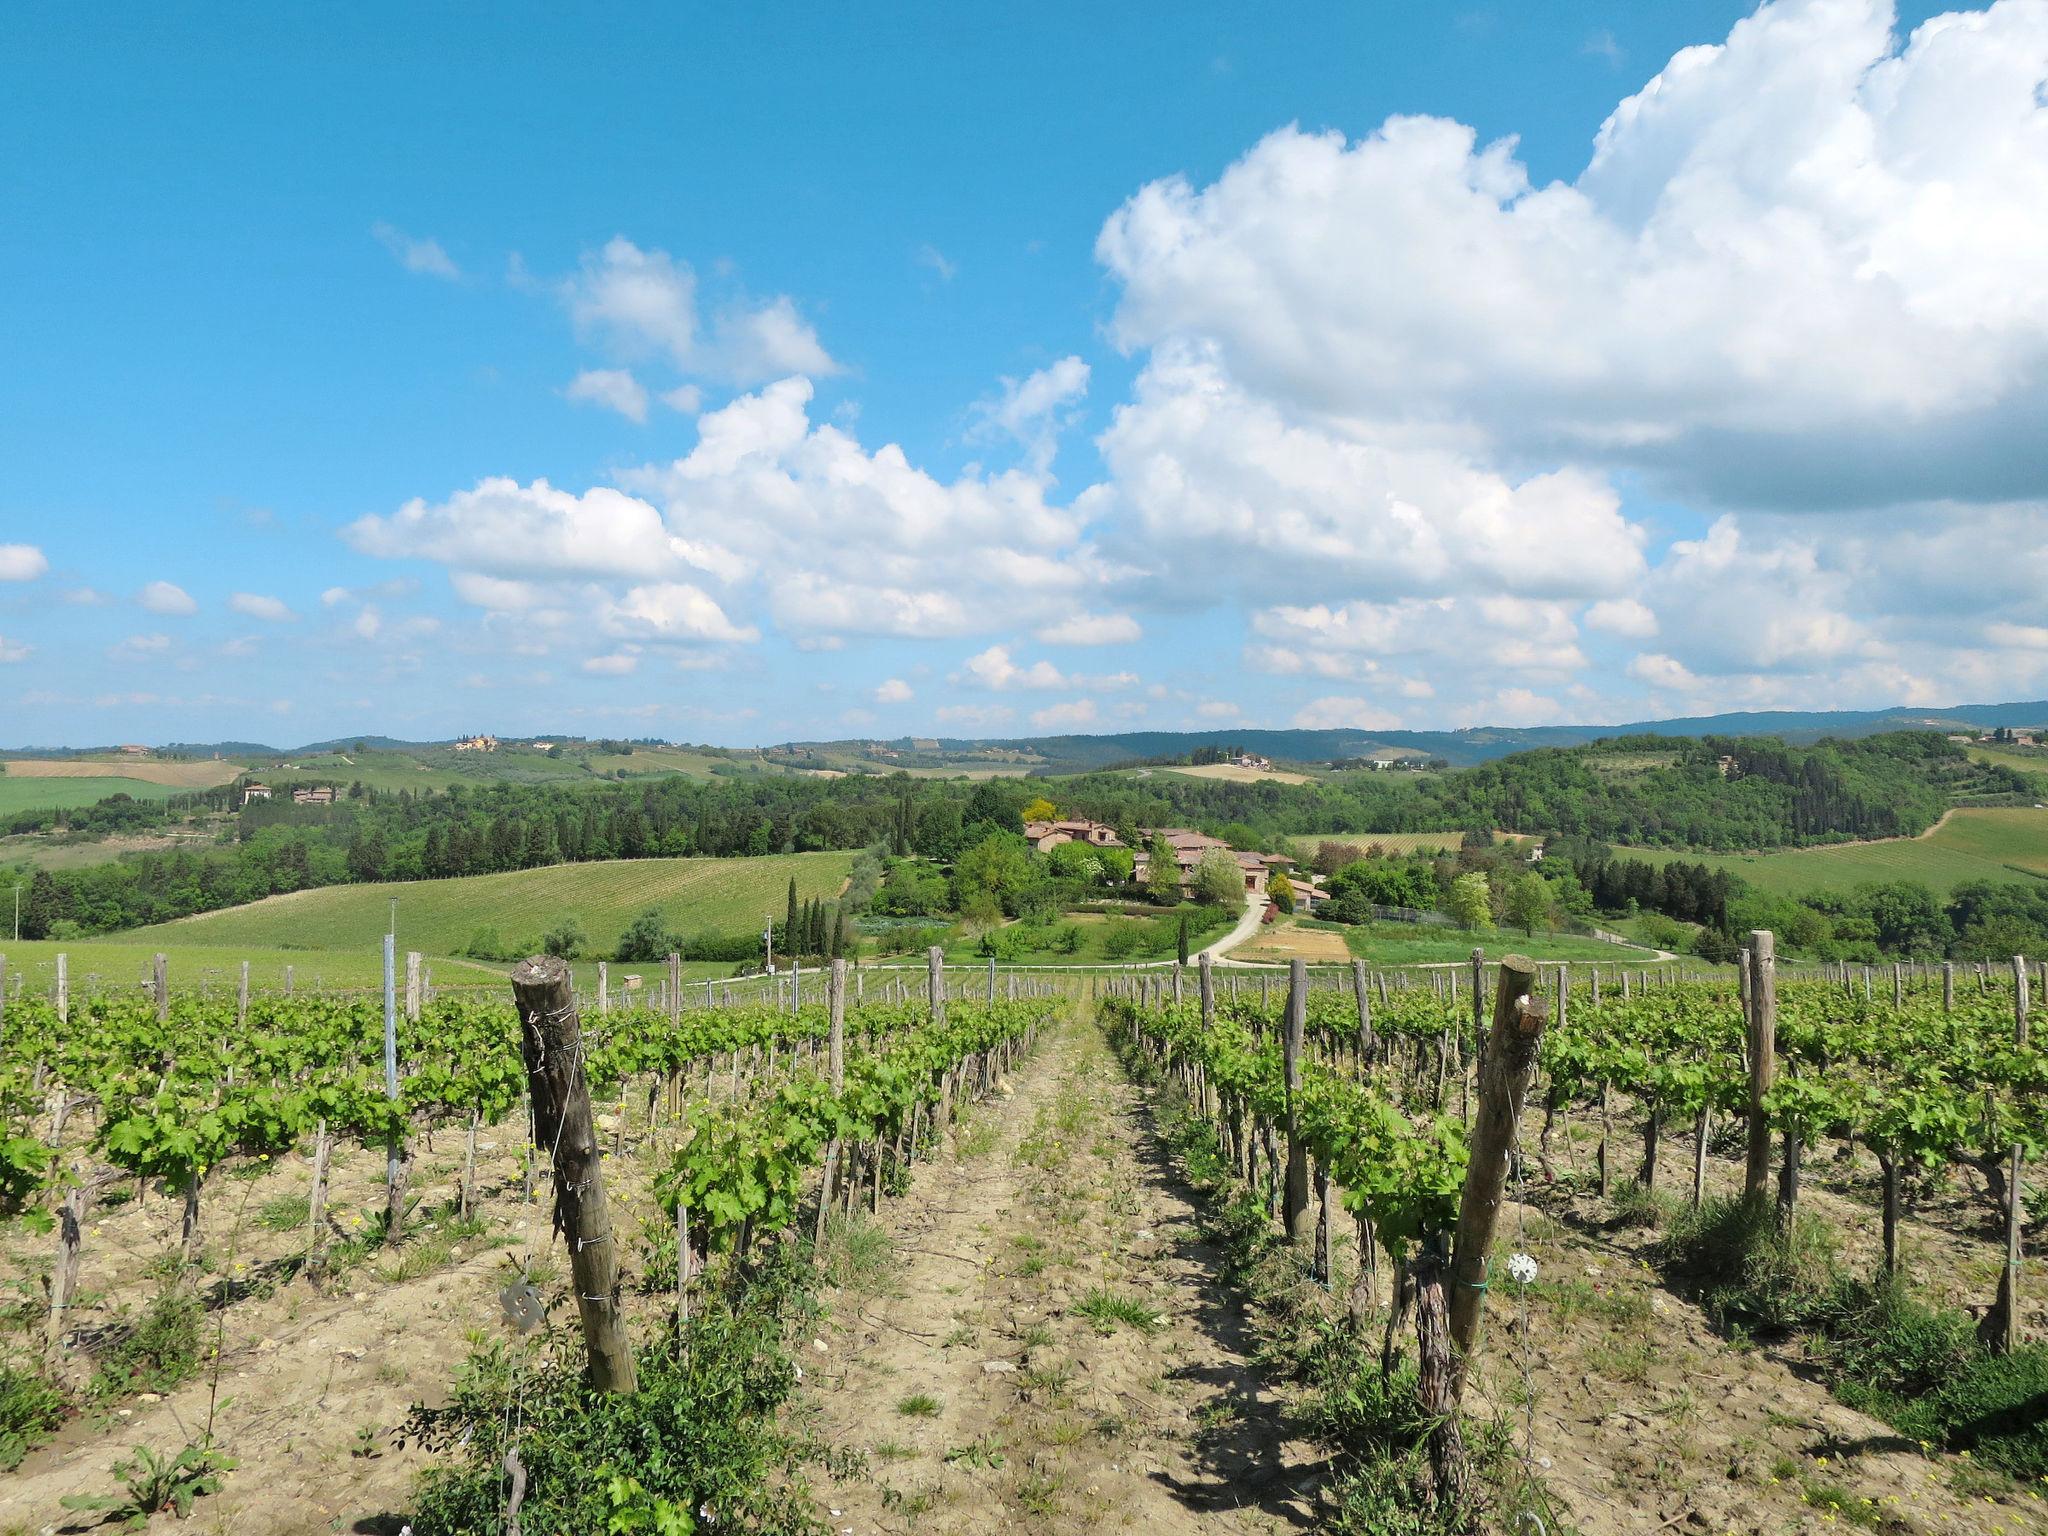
804 1019 1317 1534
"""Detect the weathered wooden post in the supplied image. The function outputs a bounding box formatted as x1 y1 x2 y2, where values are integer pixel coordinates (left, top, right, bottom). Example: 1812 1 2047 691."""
1352 958 1374 1059
237 961 250 1030
55 952 67 1026
1198 951 1215 1028
153 953 169 1022
597 961 609 1016
1943 961 1955 1012
1743 932 1776 1206
1447 954 1545 1365
1281 959 1311 1243
405 951 423 1023
284 964 294 998
382 934 409 1243
814 959 848 1248
1981 956 2030 1354
511 954 637 1393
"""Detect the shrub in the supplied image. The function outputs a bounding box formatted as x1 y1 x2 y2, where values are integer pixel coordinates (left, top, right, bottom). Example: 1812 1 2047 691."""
615 906 682 963
91 1283 205 1400
0 1364 68 1471
406 1247 828 1535
1657 1196 1842 1333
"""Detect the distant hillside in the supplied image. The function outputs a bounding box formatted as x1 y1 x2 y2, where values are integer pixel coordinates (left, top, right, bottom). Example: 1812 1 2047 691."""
31 698 2048 773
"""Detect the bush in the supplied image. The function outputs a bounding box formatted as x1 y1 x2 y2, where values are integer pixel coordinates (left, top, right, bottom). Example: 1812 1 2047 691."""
91 1283 205 1399
615 906 682 963
1657 1196 1842 1333
0 1364 68 1472
541 917 587 961
406 1248 825 1535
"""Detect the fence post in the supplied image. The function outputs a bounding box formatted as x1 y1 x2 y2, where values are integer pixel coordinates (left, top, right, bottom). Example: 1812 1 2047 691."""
511 954 637 1393
1743 932 1777 1206
1447 954 1545 1366
1352 958 1374 1057
1981 956 2030 1354
1281 959 1311 1243
814 959 847 1247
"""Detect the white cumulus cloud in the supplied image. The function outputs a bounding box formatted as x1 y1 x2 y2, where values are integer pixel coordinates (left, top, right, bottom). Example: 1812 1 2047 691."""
0 544 49 582
565 369 650 423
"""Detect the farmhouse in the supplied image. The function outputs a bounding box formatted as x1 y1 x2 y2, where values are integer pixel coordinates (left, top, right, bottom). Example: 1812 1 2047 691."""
240 782 272 805
1023 817 1123 854
291 785 336 806
1232 753 1273 771
453 734 499 753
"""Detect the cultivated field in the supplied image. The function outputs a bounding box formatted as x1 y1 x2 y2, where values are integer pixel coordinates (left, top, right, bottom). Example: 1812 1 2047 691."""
122 850 856 957
1286 830 1475 859
1159 762 1315 786
1616 804 2048 897
0 776 188 816
0 939 495 994
0 756 241 788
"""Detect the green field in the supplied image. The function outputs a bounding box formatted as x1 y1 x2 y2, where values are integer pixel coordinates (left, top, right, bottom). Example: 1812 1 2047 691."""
1286 831 1474 860
122 851 856 957
937 907 1236 966
1318 919 1665 965
1614 806 2048 899
0 776 187 816
0 939 496 994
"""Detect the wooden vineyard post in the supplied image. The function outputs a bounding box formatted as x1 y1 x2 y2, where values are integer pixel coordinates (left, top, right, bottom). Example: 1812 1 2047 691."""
382 935 410 1244
1446 953 1545 1367
153 952 169 1022
1281 959 1311 1243
237 961 250 1030
55 953 67 1026
814 959 847 1249
1354 959 1374 1060
511 954 637 1393
1199 951 1215 1029
405 951 423 1023
1981 955 2029 1354
1743 932 1776 1207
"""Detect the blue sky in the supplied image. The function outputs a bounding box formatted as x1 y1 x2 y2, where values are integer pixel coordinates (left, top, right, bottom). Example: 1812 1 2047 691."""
3 0 2043 748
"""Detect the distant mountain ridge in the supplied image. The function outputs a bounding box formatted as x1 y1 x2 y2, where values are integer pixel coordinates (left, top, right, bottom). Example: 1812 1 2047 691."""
20 699 2048 770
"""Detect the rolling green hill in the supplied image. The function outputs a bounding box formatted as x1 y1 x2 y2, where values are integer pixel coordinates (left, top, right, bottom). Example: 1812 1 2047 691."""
1613 806 2048 899
0 776 187 816
124 851 856 957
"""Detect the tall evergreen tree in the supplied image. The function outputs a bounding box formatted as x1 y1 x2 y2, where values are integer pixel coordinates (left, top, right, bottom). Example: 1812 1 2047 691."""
786 877 799 946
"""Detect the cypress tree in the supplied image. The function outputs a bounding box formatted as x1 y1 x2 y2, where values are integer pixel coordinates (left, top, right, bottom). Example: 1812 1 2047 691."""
786 877 799 947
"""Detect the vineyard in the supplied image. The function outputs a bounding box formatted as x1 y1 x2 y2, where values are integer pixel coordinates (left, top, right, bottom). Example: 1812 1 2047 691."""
0 944 2042 1533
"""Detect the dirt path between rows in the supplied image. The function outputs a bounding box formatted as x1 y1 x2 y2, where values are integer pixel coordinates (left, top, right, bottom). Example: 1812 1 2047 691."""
805 1016 1316 1535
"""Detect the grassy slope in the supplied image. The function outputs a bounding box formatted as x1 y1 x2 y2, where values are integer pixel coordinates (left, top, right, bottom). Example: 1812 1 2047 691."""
1284 831 1476 858
1324 919 1665 965
122 851 857 956
0 777 188 815
1614 805 2048 898
0 940 502 993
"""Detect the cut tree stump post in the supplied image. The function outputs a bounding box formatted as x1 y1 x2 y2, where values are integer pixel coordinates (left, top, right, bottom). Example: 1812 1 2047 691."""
1281 959 1311 1243
511 954 637 1393
1743 932 1777 1206
814 959 847 1248
383 935 409 1244
1447 953 1546 1369
1981 955 2029 1355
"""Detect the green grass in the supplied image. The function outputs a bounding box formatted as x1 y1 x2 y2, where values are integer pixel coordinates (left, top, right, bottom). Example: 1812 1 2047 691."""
1285 831 1495 860
938 907 1234 966
120 851 855 958
0 776 186 816
0 939 492 993
1324 920 1664 965
1614 805 2048 898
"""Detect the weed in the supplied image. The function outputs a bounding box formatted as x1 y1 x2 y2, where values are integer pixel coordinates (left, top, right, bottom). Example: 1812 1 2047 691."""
0 1364 69 1472
61 1439 236 1528
897 1393 941 1418
90 1283 205 1400
942 1436 1005 1470
255 1193 310 1232
817 1211 894 1303
1074 1288 1163 1335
